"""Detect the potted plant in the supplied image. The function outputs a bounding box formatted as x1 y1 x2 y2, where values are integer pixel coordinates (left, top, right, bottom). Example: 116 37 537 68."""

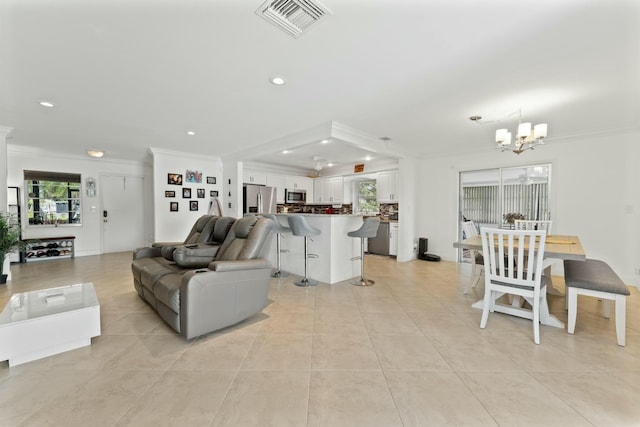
503 212 525 228
0 211 24 284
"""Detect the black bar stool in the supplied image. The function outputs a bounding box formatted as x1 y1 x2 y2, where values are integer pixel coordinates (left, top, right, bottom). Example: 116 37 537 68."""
347 217 381 286
263 214 290 278
287 215 321 287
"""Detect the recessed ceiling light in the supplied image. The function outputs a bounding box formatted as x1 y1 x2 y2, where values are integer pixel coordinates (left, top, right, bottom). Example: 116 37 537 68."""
365 156 372 161
327 163 334 167
39 101 55 108
87 150 104 158
321 139 330 144
270 76 286 85
186 131 196 136
282 150 291 154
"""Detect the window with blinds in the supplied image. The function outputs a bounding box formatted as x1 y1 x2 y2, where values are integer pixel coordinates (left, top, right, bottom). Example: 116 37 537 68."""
24 170 82 226
460 165 550 228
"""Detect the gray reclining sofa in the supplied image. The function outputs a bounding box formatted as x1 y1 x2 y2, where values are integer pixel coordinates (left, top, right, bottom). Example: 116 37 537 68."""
132 214 274 339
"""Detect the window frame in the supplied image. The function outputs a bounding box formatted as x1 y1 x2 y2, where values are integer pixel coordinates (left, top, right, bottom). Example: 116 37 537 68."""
355 179 379 214
24 170 83 227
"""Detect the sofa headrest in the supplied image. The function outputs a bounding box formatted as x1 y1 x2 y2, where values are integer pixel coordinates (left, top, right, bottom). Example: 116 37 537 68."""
184 215 218 245
211 217 235 243
235 215 257 238
216 215 273 261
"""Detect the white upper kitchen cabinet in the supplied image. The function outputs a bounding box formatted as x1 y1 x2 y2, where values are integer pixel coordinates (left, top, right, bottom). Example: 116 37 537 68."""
313 179 325 203
313 176 344 204
266 173 286 204
285 175 314 200
243 169 267 185
376 170 400 203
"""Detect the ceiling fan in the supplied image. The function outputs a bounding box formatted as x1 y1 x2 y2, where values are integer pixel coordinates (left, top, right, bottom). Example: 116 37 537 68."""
312 155 325 171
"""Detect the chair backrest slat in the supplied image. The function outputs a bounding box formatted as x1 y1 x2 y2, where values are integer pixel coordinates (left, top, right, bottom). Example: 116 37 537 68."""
514 220 553 235
480 227 547 289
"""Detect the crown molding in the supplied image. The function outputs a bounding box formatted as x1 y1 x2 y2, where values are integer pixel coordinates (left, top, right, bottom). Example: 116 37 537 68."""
147 147 222 163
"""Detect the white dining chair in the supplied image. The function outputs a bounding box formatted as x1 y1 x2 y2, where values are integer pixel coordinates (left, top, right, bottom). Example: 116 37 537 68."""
514 219 553 235
479 227 548 344
461 221 483 294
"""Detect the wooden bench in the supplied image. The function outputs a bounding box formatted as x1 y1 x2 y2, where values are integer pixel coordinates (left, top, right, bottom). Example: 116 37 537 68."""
564 259 630 346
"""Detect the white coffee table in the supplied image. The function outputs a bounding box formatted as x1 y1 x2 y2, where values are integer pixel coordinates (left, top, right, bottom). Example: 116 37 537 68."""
0 283 101 367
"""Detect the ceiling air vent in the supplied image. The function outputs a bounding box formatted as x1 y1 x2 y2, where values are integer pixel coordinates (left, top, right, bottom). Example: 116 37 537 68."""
256 0 332 39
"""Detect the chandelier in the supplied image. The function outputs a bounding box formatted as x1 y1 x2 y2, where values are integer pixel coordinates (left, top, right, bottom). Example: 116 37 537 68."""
470 109 548 155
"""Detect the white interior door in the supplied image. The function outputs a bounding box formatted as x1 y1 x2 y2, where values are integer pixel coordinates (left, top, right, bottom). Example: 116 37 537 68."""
101 174 145 253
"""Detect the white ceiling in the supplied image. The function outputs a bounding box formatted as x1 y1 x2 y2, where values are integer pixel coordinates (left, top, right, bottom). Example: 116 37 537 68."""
1 0 638 173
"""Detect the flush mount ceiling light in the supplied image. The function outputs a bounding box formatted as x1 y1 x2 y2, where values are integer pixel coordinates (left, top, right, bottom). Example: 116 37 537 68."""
39 101 55 108
255 0 332 39
470 109 548 155
186 131 196 136
270 76 286 85
87 149 104 158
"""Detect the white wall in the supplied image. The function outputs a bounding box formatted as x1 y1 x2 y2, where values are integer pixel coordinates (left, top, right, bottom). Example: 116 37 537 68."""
149 148 223 242
0 127 12 211
7 145 150 256
415 129 640 286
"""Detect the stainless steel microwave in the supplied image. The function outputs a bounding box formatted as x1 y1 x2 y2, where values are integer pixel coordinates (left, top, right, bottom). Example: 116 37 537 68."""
285 189 306 204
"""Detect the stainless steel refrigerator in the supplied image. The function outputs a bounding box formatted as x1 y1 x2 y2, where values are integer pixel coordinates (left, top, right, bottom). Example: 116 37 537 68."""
243 185 277 214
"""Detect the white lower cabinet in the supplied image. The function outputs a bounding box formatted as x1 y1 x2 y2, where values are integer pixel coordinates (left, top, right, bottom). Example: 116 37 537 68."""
389 223 399 256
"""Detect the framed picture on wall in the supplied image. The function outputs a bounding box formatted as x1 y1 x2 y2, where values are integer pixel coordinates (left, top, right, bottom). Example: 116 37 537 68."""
170 202 178 212
182 188 191 198
206 176 216 184
197 188 205 198
165 191 175 198
190 201 198 211
168 173 183 185
186 170 202 183
210 190 219 197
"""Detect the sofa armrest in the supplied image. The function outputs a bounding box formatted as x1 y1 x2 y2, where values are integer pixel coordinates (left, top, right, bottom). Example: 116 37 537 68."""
209 258 272 272
172 243 221 267
180 265 272 339
133 246 163 260
151 241 184 248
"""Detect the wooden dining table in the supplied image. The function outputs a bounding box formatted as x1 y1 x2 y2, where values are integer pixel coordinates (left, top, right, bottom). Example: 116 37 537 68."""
453 234 586 329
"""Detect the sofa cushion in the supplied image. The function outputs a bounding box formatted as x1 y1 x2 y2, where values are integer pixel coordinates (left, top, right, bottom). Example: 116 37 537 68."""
132 256 173 284
140 262 180 293
154 273 183 314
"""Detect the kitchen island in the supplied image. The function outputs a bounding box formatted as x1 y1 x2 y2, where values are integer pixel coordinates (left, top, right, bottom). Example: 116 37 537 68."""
268 214 368 285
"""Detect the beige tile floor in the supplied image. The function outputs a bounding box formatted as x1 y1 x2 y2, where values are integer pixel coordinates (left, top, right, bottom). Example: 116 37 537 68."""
1 252 639 426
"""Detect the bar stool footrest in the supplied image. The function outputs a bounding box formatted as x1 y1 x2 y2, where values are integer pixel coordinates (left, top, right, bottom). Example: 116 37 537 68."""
294 278 319 287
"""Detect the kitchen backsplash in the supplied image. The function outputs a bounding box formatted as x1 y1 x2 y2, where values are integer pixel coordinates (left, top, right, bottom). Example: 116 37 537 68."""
278 204 353 214
276 202 399 218
379 203 399 220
